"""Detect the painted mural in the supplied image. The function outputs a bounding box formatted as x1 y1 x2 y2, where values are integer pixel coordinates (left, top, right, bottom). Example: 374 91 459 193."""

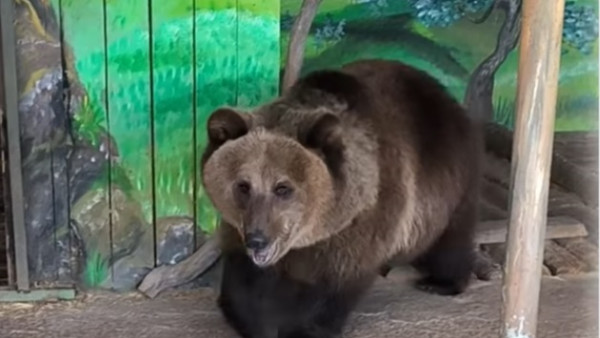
281 0 599 131
14 0 279 290
10 0 598 292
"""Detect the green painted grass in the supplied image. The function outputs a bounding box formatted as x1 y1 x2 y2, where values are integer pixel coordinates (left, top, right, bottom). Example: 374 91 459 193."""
83 251 109 288
66 8 280 232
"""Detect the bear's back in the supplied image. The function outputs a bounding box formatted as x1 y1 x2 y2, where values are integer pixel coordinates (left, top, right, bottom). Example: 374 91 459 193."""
250 59 482 284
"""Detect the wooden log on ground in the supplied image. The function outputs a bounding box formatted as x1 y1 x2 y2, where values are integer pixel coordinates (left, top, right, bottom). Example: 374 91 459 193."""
482 179 510 211
481 153 596 241
552 148 598 207
548 184 582 210
555 132 598 172
549 201 599 243
482 242 507 265
482 242 552 276
476 216 587 244
543 240 589 275
479 199 508 221
555 237 598 271
136 215 585 299
483 153 511 187
485 123 598 207
137 237 221 299
473 246 501 280
545 182 599 241
500 0 565 335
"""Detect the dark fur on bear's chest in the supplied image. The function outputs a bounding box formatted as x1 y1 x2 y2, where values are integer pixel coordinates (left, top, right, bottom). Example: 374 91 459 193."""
218 251 373 338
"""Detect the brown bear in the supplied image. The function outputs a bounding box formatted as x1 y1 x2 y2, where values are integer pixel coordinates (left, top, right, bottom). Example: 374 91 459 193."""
201 59 483 338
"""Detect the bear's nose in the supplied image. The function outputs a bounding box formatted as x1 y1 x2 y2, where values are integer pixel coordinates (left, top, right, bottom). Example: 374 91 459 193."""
245 231 269 251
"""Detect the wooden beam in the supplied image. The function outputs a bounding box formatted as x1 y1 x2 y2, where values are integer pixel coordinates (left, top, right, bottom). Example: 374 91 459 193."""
476 216 587 244
0 288 75 303
501 0 565 337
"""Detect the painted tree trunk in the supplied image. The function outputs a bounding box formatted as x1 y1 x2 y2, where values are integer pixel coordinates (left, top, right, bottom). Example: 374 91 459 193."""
463 0 522 122
281 0 322 92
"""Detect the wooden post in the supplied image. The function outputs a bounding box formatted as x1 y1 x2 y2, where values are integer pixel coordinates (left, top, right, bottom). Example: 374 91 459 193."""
501 0 565 337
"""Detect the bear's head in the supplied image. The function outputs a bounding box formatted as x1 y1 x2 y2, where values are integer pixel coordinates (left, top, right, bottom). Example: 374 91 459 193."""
201 107 345 268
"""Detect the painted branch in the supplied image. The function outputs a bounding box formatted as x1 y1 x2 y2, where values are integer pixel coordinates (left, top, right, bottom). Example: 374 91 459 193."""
501 0 565 337
137 237 221 299
463 0 521 122
281 0 321 93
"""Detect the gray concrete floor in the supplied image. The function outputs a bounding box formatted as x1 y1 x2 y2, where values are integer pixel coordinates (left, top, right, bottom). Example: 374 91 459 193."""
0 270 597 338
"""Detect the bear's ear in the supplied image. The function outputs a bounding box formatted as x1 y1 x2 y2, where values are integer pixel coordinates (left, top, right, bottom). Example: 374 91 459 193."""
206 108 249 147
301 113 345 176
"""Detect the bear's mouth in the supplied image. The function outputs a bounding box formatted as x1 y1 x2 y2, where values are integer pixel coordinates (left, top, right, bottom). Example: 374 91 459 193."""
247 243 279 267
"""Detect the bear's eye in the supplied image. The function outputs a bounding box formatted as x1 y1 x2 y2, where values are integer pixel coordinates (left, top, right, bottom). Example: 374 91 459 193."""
273 183 294 198
236 181 251 195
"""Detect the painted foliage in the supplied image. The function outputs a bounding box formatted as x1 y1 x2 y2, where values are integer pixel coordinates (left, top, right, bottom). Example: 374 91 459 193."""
14 0 279 290
281 0 599 131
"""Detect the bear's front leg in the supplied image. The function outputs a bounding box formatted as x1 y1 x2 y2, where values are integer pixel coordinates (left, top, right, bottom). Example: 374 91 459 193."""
218 252 278 338
277 275 375 338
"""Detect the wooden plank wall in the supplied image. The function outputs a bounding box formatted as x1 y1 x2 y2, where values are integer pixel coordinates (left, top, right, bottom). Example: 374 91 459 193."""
12 0 279 290
11 0 74 286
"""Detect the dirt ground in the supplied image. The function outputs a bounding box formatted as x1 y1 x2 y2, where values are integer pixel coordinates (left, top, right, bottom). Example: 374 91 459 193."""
0 269 597 338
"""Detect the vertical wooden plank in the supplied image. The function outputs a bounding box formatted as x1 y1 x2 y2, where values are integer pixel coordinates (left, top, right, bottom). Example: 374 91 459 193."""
501 0 566 337
12 0 66 285
52 0 73 285
105 0 154 279
195 0 238 240
150 0 195 267
0 0 29 291
191 0 198 251
236 0 281 109
59 0 112 287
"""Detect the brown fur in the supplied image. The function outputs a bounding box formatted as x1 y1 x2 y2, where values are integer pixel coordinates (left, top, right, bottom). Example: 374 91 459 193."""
201 59 483 337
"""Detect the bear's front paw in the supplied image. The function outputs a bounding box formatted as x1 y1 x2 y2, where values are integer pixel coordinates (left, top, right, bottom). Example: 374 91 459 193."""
414 276 465 296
